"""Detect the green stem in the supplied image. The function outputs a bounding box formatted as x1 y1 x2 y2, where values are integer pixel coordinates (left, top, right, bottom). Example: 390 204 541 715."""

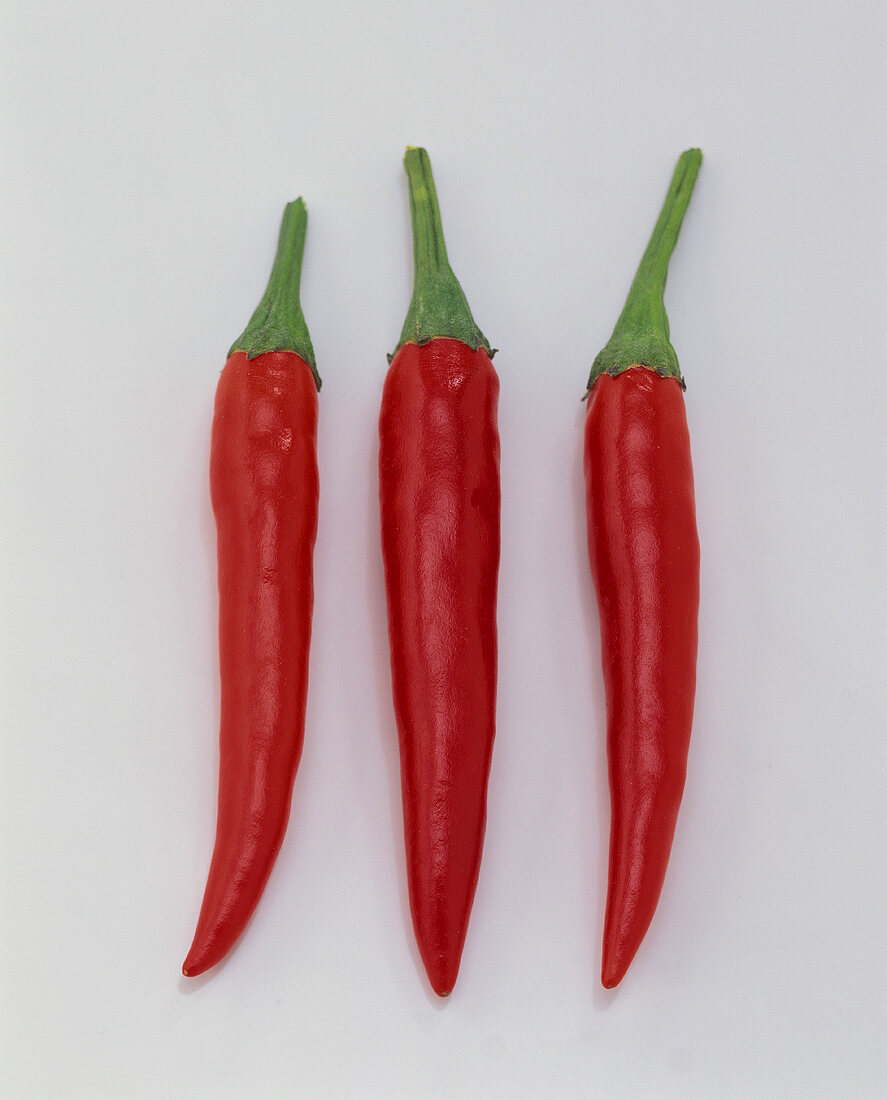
587 148 702 393
229 199 319 388
392 146 492 359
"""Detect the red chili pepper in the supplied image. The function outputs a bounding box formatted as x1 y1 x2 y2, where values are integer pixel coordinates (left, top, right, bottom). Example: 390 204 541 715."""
584 150 702 988
379 148 500 997
183 201 319 977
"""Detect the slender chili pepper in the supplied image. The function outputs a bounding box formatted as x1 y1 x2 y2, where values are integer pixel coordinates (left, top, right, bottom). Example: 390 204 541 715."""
379 147 500 997
584 150 702 988
183 201 319 977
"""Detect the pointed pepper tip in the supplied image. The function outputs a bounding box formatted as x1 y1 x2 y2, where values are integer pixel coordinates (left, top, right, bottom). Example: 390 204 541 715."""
182 943 214 979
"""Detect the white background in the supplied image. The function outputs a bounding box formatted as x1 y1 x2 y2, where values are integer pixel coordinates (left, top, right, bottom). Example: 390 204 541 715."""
1 2 885 1097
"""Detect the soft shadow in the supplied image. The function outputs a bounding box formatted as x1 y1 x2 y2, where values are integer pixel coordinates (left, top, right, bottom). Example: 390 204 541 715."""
178 970 214 995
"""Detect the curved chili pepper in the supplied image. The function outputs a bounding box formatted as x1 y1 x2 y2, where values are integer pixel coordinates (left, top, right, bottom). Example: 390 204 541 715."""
584 150 702 988
183 201 319 977
379 147 500 997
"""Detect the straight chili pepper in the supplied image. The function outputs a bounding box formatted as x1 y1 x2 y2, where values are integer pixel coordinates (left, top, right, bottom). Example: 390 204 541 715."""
379 147 500 997
183 201 319 977
584 149 702 988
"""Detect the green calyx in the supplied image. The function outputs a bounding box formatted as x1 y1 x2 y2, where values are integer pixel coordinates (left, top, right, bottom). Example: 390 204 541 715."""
229 198 320 389
587 148 702 394
391 146 492 361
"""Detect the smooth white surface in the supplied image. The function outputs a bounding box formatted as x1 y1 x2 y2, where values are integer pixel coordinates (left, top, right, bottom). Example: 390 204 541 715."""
2 1 885 1096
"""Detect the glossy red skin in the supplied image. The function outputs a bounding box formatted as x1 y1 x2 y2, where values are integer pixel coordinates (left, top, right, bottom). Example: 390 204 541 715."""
584 366 699 988
379 338 500 997
183 350 318 977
